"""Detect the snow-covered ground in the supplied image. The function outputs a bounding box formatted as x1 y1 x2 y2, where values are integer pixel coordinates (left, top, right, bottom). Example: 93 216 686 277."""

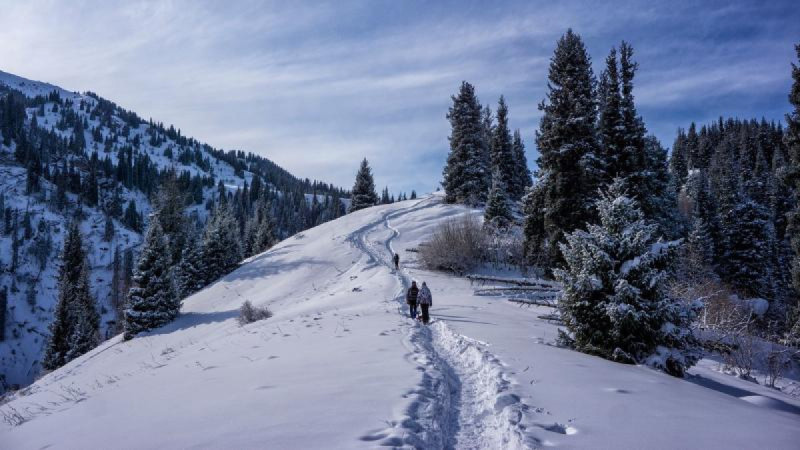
2 195 799 449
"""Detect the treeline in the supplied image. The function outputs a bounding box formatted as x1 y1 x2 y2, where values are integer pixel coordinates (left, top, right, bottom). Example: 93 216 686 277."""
669 118 796 326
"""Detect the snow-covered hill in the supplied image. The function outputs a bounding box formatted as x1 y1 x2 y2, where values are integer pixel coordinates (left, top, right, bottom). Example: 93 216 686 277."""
2 195 798 449
0 70 346 393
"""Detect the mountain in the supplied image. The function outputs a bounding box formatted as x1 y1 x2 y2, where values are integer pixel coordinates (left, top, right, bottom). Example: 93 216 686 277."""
2 194 798 448
0 70 347 392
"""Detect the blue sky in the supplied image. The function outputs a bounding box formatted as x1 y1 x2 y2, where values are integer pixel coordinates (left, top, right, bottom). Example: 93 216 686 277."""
1 1 798 195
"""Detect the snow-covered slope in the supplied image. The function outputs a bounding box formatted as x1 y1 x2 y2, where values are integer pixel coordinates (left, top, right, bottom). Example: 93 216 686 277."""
2 195 799 449
0 70 345 392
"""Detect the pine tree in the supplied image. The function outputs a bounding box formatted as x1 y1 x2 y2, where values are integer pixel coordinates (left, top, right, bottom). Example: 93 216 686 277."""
640 136 682 238
153 174 188 264
597 47 624 185
245 198 276 257
510 129 531 200
176 226 205 299
442 81 491 205
555 180 699 376
42 222 99 369
124 218 179 339
720 197 776 301
103 214 115 242
523 29 599 268
348 158 378 212
784 43 800 324
484 168 513 228
669 129 689 193
110 246 123 332
489 96 515 200
201 203 243 283
410 190 417 200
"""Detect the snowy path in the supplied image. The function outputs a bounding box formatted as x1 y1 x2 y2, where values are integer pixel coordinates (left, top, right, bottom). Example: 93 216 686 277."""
349 197 533 449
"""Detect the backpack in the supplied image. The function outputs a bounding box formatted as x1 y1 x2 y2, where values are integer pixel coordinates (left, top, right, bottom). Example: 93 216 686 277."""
418 286 432 305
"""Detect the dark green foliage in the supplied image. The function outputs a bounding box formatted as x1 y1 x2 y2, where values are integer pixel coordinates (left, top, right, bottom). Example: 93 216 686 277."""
42 222 99 370
785 44 800 325
200 203 242 283
348 158 378 212
524 29 599 268
510 130 531 200
720 199 776 301
443 81 491 205
484 169 512 228
489 96 515 199
124 219 179 339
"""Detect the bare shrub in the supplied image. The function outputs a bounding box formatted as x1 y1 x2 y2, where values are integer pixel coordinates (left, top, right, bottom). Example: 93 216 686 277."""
484 223 526 270
238 300 272 325
669 277 758 378
419 215 486 274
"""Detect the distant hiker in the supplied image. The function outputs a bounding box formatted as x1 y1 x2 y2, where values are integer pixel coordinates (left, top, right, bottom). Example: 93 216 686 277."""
418 282 432 324
393 253 400 270
406 280 419 319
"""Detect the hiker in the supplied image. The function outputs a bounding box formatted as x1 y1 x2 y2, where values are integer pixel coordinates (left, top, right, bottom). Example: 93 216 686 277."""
406 280 419 319
418 281 432 324
393 253 400 270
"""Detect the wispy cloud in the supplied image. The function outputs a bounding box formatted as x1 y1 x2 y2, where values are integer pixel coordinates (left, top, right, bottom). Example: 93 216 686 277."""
0 0 797 193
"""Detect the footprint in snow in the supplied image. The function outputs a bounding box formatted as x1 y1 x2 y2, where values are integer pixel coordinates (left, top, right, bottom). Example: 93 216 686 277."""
603 387 631 394
538 423 578 435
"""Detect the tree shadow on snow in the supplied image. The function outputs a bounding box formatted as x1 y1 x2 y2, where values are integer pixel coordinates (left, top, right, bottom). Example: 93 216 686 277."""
142 310 240 337
433 314 495 325
223 257 329 282
686 374 800 416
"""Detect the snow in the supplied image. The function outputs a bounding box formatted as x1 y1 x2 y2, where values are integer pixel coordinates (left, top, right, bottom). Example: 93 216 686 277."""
2 195 799 448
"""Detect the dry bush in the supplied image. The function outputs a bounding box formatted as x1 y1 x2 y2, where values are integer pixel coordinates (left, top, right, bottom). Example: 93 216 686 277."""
484 224 526 270
238 300 273 325
669 277 758 378
419 215 487 274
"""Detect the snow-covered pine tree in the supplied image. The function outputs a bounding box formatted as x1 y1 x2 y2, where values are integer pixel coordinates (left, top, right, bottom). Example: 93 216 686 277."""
248 198 276 256
176 222 206 299
348 158 378 212
201 202 243 282
489 96 515 201
523 29 599 268
555 180 699 376
442 81 490 205
42 222 99 369
484 168 513 228
124 218 180 340
510 129 531 200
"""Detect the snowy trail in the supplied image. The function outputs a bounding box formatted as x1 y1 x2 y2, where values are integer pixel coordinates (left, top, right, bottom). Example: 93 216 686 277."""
350 197 534 449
